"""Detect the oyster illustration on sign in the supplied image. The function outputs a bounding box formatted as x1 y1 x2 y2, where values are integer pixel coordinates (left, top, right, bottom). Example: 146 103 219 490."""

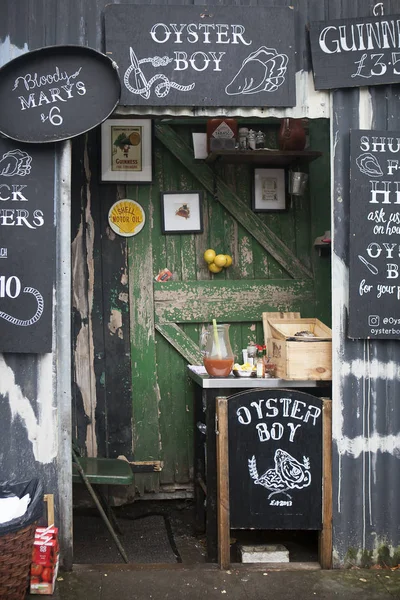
248 449 311 500
225 47 288 95
0 149 32 176
356 153 383 177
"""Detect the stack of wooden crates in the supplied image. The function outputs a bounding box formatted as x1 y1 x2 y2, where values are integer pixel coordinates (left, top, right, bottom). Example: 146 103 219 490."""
262 312 332 381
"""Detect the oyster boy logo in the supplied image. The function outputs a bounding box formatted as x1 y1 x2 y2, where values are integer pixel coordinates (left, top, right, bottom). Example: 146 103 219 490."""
123 21 288 99
248 450 311 504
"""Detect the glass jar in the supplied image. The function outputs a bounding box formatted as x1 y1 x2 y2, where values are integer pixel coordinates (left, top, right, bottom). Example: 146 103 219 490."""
238 127 249 150
256 130 265 149
247 129 256 150
246 342 257 366
201 323 235 377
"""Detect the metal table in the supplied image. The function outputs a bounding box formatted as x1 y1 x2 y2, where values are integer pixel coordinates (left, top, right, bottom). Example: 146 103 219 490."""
188 368 332 561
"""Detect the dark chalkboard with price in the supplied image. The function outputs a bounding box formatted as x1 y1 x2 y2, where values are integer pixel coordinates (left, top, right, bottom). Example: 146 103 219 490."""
0 137 55 353
227 389 322 530
309 14 400 90
349 130 400 339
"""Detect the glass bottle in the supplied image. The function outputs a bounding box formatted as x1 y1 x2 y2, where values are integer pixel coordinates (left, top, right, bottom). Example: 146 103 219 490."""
256 130 265 149
246 342 257 367
238 127 248 150
201 323 235 377
247 129 256 150
256 351 265 378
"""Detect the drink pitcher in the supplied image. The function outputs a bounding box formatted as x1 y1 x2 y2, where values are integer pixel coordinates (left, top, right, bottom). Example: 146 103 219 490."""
201 323 234 377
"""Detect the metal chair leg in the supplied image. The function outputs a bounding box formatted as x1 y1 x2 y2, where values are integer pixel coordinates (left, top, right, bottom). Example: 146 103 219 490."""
72 449 129 563
96 486 123 535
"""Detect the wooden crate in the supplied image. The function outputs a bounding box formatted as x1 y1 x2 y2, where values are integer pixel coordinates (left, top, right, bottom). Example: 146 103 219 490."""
263 315 332 381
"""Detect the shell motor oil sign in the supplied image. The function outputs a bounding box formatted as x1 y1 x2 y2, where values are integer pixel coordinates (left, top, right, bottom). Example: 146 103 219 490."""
108 199 145 237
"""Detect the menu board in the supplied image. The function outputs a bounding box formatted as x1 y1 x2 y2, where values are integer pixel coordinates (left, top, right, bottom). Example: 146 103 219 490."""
349 130 400 339
228 389 322 530
309 14 400 90
105 4 296 107
0 137 55 353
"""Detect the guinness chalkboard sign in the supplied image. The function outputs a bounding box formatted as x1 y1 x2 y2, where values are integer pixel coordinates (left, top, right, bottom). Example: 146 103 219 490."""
105 5 296 107
309 14 400 90
350 130 400 339
228 389 322 530
0 137 55 352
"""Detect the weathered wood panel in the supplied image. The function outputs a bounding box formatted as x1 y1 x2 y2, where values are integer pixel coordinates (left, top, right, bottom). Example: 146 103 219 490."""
154 279 315 323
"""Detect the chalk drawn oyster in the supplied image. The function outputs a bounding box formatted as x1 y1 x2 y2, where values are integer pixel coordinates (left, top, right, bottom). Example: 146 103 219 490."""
356 153 383 177
0 149 32 177
225 46 288 96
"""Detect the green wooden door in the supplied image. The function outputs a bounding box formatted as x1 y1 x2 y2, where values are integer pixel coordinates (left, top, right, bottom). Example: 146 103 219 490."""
128 120 331 494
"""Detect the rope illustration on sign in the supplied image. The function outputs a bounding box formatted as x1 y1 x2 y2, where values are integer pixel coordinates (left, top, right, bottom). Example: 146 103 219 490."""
248 449 311 500
0 286 44 326
124 47 195 99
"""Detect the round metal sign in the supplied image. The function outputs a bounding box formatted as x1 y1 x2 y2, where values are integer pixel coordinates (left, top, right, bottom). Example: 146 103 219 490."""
0 45 121 143
108 199 146 237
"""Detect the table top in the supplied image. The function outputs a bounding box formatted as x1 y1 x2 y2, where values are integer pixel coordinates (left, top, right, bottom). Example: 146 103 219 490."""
187 368 328 389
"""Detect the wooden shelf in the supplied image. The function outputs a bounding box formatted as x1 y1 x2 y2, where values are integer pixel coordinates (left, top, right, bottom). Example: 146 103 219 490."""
205 149 322 167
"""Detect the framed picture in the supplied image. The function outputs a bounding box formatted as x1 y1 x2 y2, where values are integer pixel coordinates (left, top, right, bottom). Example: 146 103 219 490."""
161 191 203 234
252 168 287 212
101 118 152 183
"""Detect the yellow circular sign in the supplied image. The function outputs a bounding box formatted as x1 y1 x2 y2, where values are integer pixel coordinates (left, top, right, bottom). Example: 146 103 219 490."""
108 199 145 237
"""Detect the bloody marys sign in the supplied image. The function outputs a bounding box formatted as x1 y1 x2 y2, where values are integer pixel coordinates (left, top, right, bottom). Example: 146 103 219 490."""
105 4 296 107
0 45 121 143
0 137 55 353
349 130 400 339
310 13 400 90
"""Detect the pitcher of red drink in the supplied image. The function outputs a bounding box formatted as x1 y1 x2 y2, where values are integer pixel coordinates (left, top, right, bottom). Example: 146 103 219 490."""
201 323 235 377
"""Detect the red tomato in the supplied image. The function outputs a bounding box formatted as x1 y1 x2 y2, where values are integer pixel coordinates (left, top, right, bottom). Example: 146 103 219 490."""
41 567 53 583
31 564 43 577
30 577 40 585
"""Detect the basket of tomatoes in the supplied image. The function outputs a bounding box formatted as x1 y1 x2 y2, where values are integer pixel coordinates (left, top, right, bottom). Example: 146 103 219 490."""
0 478 43 600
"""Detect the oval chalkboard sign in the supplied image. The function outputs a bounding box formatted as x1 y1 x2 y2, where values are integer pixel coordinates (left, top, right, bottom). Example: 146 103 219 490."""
0 45 121 143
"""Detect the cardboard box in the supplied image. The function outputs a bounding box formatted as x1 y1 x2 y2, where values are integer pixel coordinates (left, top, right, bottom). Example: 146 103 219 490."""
30 527 59 595
264 316 332 381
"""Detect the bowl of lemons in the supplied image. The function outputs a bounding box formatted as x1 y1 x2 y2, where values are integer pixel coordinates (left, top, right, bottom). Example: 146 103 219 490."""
232 363 257 378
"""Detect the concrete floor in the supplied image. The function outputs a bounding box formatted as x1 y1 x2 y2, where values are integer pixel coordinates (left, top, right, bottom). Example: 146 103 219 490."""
34 564 400 600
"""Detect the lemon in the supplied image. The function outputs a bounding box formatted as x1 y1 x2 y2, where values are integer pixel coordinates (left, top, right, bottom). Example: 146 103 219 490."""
224 254 233 267
208 263 223 273
204 249 216 264
214 254 227 268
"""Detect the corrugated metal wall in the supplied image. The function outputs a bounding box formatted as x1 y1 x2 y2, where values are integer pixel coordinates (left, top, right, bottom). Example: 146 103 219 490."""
0 0 399 568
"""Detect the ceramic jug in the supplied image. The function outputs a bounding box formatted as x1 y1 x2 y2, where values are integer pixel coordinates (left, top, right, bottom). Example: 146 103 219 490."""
201 324 235 377
278 118 306 151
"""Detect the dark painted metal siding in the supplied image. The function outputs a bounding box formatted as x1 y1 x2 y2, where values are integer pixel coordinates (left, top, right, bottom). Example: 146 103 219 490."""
1 0 399 568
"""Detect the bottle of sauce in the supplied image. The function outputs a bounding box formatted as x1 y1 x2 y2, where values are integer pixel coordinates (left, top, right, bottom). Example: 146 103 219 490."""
207 118 238 153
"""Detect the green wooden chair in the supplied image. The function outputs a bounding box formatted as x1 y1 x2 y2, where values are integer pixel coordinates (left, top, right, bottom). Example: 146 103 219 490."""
72 446 134 563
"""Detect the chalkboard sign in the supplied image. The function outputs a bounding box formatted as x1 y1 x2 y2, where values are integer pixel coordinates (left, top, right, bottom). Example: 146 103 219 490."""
349 130 400 339
228 389 322 530
309 14 400 90
105 5 296 107
0 137 55 353
0 45 121 143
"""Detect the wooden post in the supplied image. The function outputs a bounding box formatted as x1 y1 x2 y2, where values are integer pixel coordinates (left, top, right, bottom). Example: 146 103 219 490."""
216 396 230 570
44 493 55 527
318 398 332 569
